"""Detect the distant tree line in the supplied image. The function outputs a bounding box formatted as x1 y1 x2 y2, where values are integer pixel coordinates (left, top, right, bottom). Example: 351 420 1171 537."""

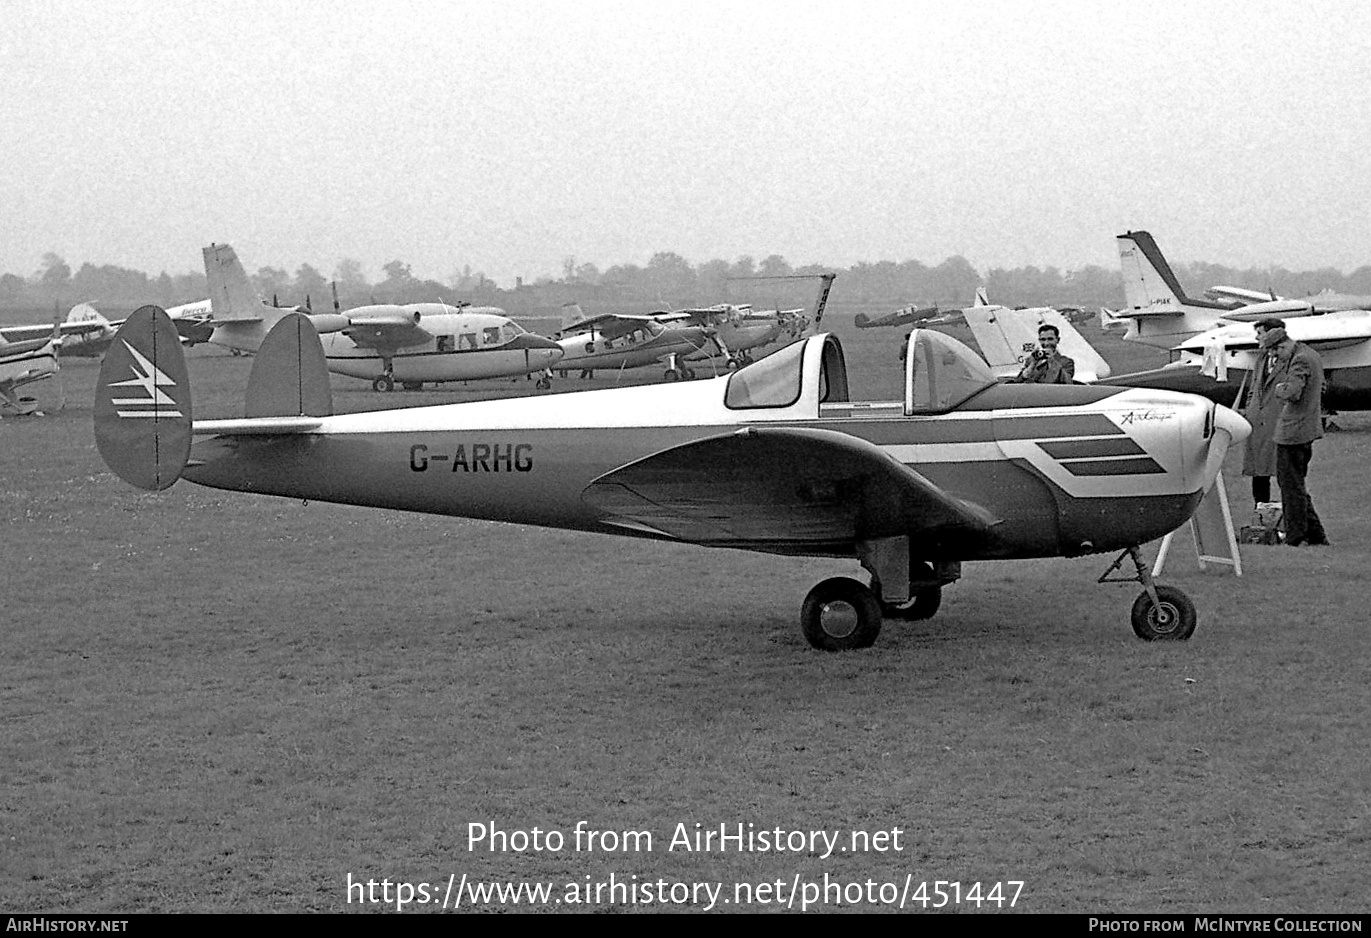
6 248 1371 317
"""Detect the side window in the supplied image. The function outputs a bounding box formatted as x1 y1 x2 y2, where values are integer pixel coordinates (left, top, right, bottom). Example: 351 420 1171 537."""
459 332 478 350
483 327 501 345
437 335 454 353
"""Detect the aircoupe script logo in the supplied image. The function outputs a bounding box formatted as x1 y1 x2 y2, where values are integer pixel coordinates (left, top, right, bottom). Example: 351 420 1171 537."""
108 340 183 418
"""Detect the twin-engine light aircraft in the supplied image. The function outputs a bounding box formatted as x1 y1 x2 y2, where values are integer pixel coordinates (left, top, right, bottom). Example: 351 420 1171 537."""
95 307 1249 650
203 244 563 391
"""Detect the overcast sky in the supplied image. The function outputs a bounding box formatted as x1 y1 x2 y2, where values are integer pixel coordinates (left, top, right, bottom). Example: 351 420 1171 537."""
4 0 1370 286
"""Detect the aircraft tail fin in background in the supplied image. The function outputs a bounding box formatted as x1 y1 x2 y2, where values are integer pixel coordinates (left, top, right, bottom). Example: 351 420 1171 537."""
244 313 333 419
204 243 269 323
94 306 193 491
974 287 990 307
1115 231 1232 316
561 302 586 331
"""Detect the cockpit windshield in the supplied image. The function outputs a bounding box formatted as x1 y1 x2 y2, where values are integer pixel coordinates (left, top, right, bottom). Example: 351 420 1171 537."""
905 329 997 413
725 339 806 409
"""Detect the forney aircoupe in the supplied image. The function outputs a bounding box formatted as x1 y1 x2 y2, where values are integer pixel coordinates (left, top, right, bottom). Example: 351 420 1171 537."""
95 306 1249 650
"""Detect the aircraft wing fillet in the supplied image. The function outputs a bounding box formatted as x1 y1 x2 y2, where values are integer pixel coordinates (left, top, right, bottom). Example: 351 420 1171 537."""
582 426 996 547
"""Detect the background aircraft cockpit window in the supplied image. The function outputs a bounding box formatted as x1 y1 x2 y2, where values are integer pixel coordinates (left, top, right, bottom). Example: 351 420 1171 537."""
906 330 996 413
482 327 501 345
501 323 524 342
725 339 805 409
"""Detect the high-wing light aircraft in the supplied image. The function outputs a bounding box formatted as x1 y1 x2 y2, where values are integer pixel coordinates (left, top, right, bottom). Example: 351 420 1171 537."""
2 303 118 357
664 304 788 368
203 244 563 391
95 306 1249 650
552 305 713 381
0 320 61 416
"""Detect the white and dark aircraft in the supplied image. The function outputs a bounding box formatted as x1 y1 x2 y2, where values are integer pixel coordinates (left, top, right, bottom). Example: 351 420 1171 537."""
0 320 61 416
202 243 563 391
95 305 1250 650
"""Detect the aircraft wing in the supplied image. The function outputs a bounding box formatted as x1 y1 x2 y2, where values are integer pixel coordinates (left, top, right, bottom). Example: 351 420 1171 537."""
582 426 995 549
561 313 660 341
1 321 106 343
342 312 431 351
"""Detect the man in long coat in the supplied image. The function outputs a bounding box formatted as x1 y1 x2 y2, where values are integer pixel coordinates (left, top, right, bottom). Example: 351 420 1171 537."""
1248 318 1329 546
1241 326 1284 507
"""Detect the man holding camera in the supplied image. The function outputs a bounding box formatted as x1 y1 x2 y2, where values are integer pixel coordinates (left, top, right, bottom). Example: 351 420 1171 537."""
1008 324 1076 384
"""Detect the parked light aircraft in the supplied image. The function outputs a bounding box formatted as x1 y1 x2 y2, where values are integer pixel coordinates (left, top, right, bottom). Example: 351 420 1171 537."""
96 306 1249 650
2 304 118 357
854 305 943 329
203 243 563 391
0 321 60 416
1114 230 1247 348
667 304 791 368
552 304 714 381
1113 231 1371 409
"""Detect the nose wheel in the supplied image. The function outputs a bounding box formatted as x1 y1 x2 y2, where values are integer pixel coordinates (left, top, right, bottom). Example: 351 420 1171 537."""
1099 546 1198 641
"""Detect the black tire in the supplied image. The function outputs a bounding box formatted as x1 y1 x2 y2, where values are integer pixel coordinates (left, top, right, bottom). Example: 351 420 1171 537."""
683 368 696 380
535 377 551 390
800 577 882 651
372 375 395 392
726 359 740 371
1130 584 1197 641
663 369 679 382
882 584 942 621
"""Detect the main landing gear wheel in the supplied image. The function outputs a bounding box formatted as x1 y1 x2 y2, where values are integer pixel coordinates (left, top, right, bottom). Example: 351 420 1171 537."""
1130 585 1197 641
800 577 882 651
881 584 942 621
535 376 552 390
663 369 679 382
372 374 395 392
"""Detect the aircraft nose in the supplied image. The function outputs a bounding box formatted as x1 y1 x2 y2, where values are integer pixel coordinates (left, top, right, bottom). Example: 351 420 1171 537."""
511 333 562 351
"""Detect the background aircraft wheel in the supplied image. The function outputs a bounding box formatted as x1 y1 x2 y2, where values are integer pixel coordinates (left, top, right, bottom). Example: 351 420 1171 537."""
882 584 941 621
800 577 882 651
726 359 740 371
372 375 395 392
683 368 696 380
535 377 552 390
401 381 423 391
1130 585 1196 641
663 369 679 381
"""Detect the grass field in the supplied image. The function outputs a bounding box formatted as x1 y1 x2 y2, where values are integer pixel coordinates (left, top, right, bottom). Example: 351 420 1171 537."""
3 312 1368 913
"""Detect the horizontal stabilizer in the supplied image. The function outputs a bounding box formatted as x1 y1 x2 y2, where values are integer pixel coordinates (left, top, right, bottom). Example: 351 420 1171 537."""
94 306 192 490
245 313 333 418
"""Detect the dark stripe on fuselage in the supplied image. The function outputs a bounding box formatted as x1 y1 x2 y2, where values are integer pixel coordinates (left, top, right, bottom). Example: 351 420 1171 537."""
1039 437 1147 459
993 414 1123 440
1060 457 1165 476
